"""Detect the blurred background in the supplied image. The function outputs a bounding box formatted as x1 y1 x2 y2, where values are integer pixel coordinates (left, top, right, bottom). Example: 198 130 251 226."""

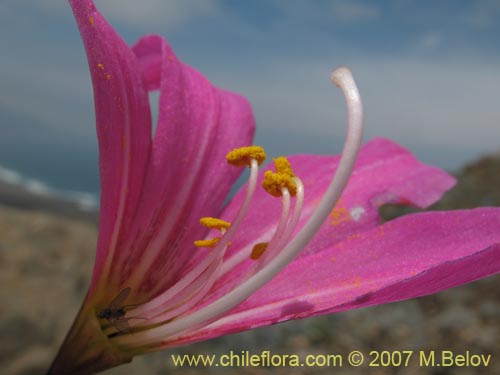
1 0 500 199
0 1 499 374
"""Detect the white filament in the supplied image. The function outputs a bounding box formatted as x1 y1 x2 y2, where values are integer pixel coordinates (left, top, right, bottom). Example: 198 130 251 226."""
258 177 305 267
130 159 260 318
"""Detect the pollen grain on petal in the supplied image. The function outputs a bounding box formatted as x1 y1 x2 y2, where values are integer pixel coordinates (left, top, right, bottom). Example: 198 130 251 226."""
200 217 231 230
250 242 269 260
226 146 266 167
330 205 351 226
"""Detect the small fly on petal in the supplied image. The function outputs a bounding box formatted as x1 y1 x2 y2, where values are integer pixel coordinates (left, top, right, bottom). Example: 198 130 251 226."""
96 287 146 334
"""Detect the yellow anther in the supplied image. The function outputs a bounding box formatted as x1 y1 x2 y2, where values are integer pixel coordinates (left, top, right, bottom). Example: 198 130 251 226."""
226 146 266 167
262 156 297 197
194 236 231 248
273 156 294 178
194 217 232 248
262 171 297 197
194 238 221 248
250 242 269 260
200 217 231 230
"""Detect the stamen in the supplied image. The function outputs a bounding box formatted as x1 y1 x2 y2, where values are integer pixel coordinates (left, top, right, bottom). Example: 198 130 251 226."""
226 146 266 167
273 157 294 177
262 171 297 197
220 159 299 272
219 185 292 271
199 217 231 230
135 258 222 327
194 217 231 247
128 151 262 320
250 242 269 260
253 186 291 259
113 66 363 348
276 177 305 248
256 177 304 268
262 156 297 197
248 158 298 263
194 238 223 248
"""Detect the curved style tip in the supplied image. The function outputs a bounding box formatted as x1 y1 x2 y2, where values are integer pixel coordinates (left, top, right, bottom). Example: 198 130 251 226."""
330 66 352 86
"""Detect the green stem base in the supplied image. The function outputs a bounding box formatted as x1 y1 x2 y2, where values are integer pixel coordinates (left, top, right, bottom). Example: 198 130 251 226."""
47 305 133 375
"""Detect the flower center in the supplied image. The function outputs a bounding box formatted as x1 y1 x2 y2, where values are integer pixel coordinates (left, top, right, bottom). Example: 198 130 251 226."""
194 149 304 268
109 66 364 351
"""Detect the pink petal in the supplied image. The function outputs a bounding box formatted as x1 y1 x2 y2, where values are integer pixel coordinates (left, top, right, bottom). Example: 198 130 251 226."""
114 35 255 295
69 0 152 294
180 207 500 344
201 138 455 296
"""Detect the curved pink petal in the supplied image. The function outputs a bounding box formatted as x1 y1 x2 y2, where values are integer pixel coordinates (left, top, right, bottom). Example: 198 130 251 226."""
178 207 500 344
113 35 256 296
69 0 152 294
200 138 455 297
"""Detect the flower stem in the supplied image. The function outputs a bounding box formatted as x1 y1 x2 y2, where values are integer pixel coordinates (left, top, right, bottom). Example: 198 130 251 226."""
47 304 132 375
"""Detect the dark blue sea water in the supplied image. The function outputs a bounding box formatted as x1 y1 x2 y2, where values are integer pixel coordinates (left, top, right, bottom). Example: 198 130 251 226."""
0 107 100 204
0 103 480 211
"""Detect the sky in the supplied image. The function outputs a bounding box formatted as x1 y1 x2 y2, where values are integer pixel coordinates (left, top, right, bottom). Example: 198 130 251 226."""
1 0 499 197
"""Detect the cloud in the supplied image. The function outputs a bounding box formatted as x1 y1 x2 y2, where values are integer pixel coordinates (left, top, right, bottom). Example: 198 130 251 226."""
269 0 381 28
1 0 220 31
0 38 93 138
354 59 500 150
95 0 220 30
330 0 381 23
412 31 445 52
460 0 500 28
208 55 500 169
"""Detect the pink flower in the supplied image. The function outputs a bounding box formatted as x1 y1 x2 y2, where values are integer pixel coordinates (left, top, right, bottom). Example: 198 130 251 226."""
49 1 500 374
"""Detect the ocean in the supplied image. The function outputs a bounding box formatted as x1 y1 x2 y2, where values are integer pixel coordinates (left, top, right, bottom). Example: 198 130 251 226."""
0 163 99 211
